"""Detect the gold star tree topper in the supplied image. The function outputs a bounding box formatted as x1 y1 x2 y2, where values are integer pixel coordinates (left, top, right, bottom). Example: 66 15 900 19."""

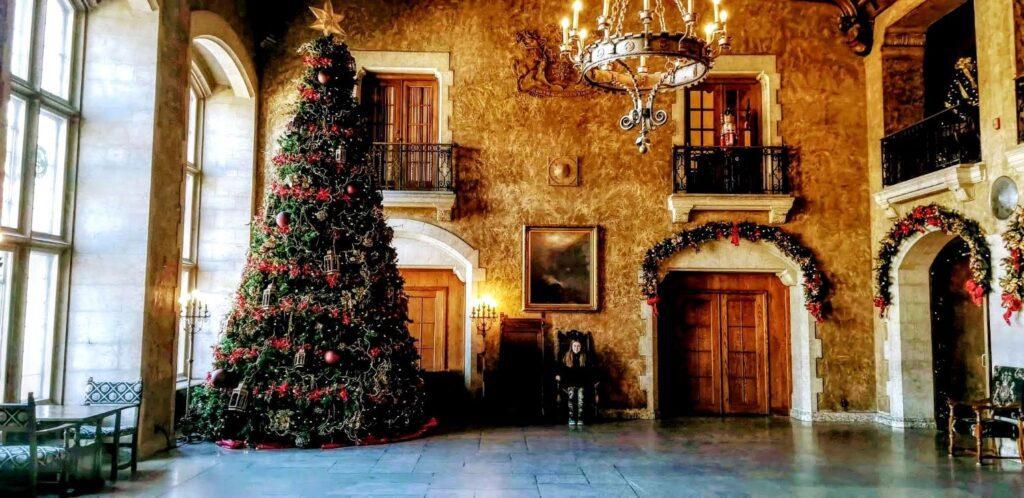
309 1 346 39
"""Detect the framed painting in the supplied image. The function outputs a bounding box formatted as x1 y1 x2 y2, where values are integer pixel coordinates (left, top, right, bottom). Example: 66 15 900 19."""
522 226 599 311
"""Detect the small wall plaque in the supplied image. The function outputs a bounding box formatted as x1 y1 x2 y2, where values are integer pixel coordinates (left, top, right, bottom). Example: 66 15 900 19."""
547 156 579 187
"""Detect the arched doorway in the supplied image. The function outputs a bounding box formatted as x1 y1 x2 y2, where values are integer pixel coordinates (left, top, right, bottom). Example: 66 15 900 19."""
883 229 991 428
639 238 821 421
930 238 989 428
387 219 485 392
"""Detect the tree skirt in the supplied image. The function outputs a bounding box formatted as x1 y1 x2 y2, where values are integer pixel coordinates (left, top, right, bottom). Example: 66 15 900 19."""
214 417 439 450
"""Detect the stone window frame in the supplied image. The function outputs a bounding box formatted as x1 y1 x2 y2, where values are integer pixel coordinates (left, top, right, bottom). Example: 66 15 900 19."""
1 0 86 403
672 55 783 147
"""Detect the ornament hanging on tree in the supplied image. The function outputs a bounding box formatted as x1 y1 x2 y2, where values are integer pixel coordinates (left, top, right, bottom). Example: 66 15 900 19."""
276 211 291 230
261 283 277 309
324 350 341 365
346 183 360 196
294 348 307 368
210 368 233 389
317 71 331 84
228 381 250 412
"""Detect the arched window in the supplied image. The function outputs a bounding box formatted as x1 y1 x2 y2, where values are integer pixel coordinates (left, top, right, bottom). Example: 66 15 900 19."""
177 74 207 379
175 18 257 382
2 0 81 402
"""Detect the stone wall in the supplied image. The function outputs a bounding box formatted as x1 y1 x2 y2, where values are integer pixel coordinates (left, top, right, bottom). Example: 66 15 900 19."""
867 0 1024 421
256 0 875 412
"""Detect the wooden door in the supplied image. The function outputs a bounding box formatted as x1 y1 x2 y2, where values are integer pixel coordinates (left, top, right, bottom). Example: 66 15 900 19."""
400 269 465 373
659 273 779 416
406 288 447 372
675 293 721 413
363 74 439 188
719 293 769 414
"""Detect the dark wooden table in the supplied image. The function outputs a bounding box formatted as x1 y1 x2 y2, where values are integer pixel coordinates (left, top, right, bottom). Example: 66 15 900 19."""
36 403 139 485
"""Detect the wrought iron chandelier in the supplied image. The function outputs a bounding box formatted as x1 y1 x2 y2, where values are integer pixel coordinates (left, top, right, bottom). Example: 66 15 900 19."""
560 0 732 153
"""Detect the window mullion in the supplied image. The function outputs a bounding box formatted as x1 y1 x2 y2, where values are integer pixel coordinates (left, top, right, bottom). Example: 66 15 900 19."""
19 98 42 238
28 0 48 92
1 247 30 402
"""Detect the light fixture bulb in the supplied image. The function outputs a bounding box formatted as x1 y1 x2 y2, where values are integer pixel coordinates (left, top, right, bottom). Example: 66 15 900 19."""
704 23 715 35
561 17 570 28
572 0 583 11
579 28 588 41
720 10 728 22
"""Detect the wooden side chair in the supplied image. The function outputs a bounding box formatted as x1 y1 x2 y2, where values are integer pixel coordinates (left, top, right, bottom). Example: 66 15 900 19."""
0 393 78 496
946 397 1024 465
82 378 143 478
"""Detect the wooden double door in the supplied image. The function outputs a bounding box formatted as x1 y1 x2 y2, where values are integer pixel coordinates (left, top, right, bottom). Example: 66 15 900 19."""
400 269 465 373
659 273 790 416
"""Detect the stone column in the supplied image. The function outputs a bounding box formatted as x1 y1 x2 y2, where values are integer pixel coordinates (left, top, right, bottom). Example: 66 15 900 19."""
137 0 190 458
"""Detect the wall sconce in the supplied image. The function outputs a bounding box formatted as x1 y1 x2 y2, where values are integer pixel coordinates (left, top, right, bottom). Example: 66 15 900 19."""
470 295 499 396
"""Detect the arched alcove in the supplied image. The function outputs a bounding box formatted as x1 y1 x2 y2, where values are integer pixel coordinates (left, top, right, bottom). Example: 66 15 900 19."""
882 228 958 428
639 238 822 421
187 12 258 374
387 219 485 390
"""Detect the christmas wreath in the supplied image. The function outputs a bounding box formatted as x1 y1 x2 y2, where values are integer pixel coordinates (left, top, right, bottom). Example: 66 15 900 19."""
999 207 1024 324
873 204 991 316
640 221 830 322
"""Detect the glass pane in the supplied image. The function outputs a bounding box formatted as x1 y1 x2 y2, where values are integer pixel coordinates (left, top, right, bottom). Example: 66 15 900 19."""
0 251 14 390
40 0 74 98
32 108 68 235
177 268 191 377
20 251 59 401
11 0 35 80
181 173 195 260
187 88 198 165
3 97 28 229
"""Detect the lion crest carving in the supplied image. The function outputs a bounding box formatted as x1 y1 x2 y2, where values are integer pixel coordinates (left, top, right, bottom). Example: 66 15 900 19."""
511 28 602 98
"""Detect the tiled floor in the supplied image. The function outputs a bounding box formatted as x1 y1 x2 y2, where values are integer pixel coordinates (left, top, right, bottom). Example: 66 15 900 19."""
93 418 1024 497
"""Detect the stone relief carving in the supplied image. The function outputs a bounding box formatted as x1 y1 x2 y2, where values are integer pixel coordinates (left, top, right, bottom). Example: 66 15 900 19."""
511 29 602 98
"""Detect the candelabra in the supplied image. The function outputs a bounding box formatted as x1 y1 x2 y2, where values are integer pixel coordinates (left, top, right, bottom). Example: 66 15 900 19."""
558 0 733 152
178 291 210 444
470 296 499 397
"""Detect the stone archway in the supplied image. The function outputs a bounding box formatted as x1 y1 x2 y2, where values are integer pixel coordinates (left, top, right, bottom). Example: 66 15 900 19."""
387 219 486 391
881 229 959 428
639 239 822 421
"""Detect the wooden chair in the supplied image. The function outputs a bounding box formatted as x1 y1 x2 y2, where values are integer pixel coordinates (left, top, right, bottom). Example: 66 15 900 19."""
81 378 142 478
0 393 78 496
946 397 1024 465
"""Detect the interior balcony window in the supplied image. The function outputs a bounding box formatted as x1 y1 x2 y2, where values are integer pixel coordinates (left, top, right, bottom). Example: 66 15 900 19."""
684 79 761 147
1 0 80 402
362 73 453 192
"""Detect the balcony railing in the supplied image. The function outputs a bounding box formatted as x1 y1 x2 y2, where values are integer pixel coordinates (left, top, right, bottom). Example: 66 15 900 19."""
1016 75 1024 144
672 145 792 194
881 104 981 187
370 143 454 192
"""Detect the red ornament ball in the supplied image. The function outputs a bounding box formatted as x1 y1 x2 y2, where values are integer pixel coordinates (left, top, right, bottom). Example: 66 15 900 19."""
324 350 341 365
317 71 331 84
275 211 290 229
346 184 360 195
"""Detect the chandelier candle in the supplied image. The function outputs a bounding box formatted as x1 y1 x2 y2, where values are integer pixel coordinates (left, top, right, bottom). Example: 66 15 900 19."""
559 0 733 153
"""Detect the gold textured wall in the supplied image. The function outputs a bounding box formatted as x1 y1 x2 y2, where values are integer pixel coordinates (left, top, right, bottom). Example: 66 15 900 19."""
257 0 875 411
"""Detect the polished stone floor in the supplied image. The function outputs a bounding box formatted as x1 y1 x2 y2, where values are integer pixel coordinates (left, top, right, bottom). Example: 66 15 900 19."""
91 418 1023 497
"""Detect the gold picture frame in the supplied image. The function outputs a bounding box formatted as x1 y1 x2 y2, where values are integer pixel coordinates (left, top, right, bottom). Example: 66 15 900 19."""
522 226 599 311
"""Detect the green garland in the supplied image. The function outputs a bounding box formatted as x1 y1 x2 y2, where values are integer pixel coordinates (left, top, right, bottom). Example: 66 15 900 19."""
999 207 1024 324
873 204 991 316
640 222 829 322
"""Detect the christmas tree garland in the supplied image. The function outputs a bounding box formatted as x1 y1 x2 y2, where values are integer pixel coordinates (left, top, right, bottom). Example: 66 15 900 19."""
999 207 1024 324
640 222 830 322
873 204 991 316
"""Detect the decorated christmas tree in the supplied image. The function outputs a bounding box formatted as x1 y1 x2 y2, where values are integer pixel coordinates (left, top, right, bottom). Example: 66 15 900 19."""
189 6 429 448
